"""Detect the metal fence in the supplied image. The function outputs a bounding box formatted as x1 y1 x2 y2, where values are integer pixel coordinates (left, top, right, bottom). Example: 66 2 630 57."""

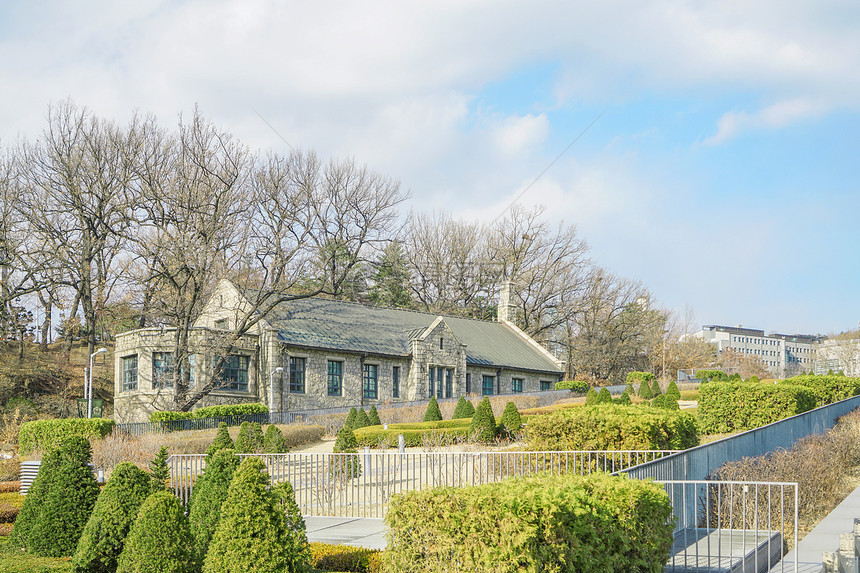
659 480 799 573
169 449 677 514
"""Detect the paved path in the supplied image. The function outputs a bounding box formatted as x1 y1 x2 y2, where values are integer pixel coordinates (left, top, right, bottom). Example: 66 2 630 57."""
305 516 387 549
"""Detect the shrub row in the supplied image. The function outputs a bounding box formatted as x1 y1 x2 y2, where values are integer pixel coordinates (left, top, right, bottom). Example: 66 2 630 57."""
310 542 382 572
697 381 817 434
149 403 269 423
555 380 589 393
18 418 115 455
385 471 673 572
353 420 471 447
626 371 655 384
525 405 698 451
784 375 860 406
695 369 728 382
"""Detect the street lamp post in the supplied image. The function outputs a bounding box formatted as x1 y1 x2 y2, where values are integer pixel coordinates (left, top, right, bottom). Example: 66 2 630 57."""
88 347 107 418
270 367 284 413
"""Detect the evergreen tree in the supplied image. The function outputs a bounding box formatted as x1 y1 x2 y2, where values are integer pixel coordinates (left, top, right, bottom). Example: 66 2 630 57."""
344 407 358 431
273 481 311 573
354 408 371 429
331 427 362 480
616 391 632 405
203 458 295 573
11 445 64 549
116 491 195 573
72 462 151 573
188 449 241 565
205 422 233 460
423 396 443 422
368 242 413 308
250 422 265 451
584 388 598 405
650 379 662 396
367 405 381 426
596 387 613 405
263 425 289 453
624 383 635 395
665 380 681 401
452 397 475 419
498 402 522 438
149 446 170 493
468 397 497 443
638 382 653 399
234 421 255 453
334 427 359 453
25 436 100 556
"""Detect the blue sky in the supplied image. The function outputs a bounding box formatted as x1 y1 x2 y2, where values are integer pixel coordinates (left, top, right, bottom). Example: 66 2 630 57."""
1 1 859 335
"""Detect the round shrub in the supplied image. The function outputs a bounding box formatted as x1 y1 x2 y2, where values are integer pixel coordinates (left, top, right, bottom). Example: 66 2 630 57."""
72 462 151 573
344 408 358 430
25 436 100 556
596 387 613 405
263 425 289 453
626 371 655 385
468 397 497 443
498 402 522 438
696 369 728 382
188 449 241 564
203 458 294 573
423 397 442 422
584 388 598 405
354 408 371 429
116 491 195 573
665 381 681 401
367 405 381 426
206 422 233 459
453 397 475 419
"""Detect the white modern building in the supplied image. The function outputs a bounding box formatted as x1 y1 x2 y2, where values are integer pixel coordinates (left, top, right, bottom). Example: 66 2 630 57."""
692 325 819 378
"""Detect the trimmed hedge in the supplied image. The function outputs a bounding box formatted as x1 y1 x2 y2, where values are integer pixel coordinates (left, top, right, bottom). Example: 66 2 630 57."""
698 381 817 434
452 397 475 419
385 472 674 572
555 380 589 393
354 420 471 448
116 491 195 573
310 542 382 573
626 371 655 384
18 419 115 455
525 405 698 451
150 411 193 422
695 369 728 382
784 375 860 406
191 403 268 418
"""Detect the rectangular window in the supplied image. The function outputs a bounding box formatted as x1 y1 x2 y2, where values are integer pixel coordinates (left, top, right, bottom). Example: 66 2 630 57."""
363 364 378 400
512 378 523 393
392 366 400 398
152 352 173 389
122 355 138 391
436 367 443 399
465 373 471 394
445 369 453 398
428 367 434 398
540 380 552 391
482 375 494 396
290 357 306 393
327 360 342 396
216 355 249 392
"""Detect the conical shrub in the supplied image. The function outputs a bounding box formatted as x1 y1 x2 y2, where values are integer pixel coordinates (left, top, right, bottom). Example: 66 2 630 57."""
205 422 233 459
234 421 255 453
203 458 295 573
71 462 151 573
273 481 311 572
616 391 632 405
638 382 653 399
10 444 64 549
468 397 497 443
423 397 442 422
150 446 169 493
334 427 359 453
188 449 241 564
354 408 371 429
498 402 522 438
624 383 635 395
367 405 381 426
665 381 681 401
332 427 361 479
596 387 613 405
344 408 358 431
452 397 473 419
651 379 662 396
263 425 289 453
584 388 598 405
116 491 195 573
26 436 100 556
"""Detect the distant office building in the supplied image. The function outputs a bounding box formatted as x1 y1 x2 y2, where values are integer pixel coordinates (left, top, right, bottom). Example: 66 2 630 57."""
691 325 819 378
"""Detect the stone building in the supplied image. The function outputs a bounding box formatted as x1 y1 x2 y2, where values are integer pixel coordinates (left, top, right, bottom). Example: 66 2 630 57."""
113 280 565 423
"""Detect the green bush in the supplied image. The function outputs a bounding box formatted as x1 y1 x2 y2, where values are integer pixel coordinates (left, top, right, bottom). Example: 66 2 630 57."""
452 397 475 419
203 458 296 573
423 397 442 422
334 427 359 452
746 375 760 383
150 446 169 493
626 371 655 384
784 375 860 406
273 481 311 573
11 446 64 549
624 383 635 395
650 379 662 396
344 408 358 430
616 391 632 405
354 408 371 429
332 426 362 479
525 405 698 451
354 420 471 447
698 381 817 434
696 369 728 382
116 491 195 573
18 419 115 455
468 398 497 443
584 388 598 405
310 542 382 573
651 395 678 410
233 421 263 453
150 411 193 422
205 422 234 459
188 449 240 565
498 402 522 438
638 382 653 399
665 381 681 401
385 472 673 573
596 387 613 405
192 403 268 418
71 462 151 573
18 436 99 557
263 425 289 453
555 380 589 393
367 405 381 426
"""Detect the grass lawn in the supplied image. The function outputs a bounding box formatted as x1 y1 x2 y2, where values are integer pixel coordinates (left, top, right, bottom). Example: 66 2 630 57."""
0 537 72 572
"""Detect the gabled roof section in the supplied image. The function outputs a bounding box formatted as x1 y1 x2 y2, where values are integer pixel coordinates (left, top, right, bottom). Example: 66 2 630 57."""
260 295 562 374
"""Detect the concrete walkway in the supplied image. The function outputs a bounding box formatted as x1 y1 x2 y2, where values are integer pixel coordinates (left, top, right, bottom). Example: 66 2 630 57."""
305 516 387 549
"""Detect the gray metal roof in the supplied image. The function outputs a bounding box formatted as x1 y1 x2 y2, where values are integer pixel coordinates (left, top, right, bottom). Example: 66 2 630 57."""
263 296 562 374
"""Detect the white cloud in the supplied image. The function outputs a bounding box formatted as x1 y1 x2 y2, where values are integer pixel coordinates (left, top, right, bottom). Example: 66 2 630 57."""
703 98 826 144
491 113 549 156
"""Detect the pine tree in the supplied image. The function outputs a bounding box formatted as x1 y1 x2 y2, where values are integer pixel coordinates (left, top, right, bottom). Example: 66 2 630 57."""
149 446 170 493
423 397 442 422
368 242 413 308
203 458 295 573
25 436 100 556
344 407 358 431
498 402 522 438
205 422 233 460
116 491 195 573
354 408 371 429
188 449 241 565
263 425 289 453
71 462 151 573
367 405 381 426
468 397 497 443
